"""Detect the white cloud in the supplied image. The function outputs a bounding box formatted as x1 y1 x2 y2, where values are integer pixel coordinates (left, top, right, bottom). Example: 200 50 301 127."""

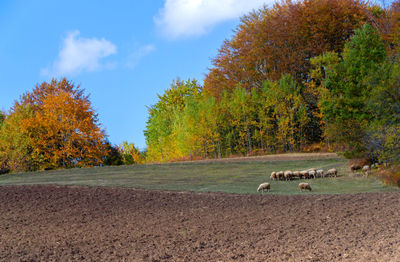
126 44 156 69
41 30 117 76
154 0 272 39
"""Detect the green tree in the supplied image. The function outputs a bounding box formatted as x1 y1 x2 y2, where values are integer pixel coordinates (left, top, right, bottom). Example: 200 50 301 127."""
0 105 34 171
145 79 201 162
316 23 386 154
103 142 123 166
119 141 142 164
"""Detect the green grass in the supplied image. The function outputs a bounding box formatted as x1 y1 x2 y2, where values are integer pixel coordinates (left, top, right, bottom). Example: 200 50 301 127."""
0 157 398 194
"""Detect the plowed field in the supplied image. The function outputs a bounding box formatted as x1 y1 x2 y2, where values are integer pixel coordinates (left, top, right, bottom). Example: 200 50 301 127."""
1 185 399 261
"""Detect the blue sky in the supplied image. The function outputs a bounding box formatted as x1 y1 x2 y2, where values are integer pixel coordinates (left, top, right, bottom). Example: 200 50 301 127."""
0 0 272 149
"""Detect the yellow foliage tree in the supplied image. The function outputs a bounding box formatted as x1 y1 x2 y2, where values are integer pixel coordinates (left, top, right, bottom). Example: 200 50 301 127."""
1 78 108 171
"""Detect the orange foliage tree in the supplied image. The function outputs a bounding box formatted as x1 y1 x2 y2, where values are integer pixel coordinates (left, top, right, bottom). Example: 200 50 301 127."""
204 0 370 96
1 78 108 171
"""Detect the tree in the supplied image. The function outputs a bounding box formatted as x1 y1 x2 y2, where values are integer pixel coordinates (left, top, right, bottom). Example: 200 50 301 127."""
1 78 108 171
315 23 386 154
204 0 369 97
119 141 142 164
145 79 201 162
263 75 309 151
0 111 4 126
0 105 34 171
103 142 123 166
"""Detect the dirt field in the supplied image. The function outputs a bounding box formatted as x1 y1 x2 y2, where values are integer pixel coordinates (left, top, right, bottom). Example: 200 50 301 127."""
1 185 399 261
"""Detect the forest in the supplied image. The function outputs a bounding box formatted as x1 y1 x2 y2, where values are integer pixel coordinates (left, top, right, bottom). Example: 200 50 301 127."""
1 0 400 182
145 0 400 163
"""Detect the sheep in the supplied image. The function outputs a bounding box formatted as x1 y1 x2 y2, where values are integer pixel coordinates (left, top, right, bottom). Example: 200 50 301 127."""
293 171 300 179
270 171 277 180
362 165 371 177
276 171 284 180
300 170 309 179
299 182 312 192
316 169 324 178
362 165 370 172
257 182 270 193
327 168 337 177
284 170 293 181
350 164 361 172
309 170 316 179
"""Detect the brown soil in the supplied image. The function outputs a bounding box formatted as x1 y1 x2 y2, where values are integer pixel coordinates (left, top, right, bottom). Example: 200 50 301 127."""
1 185 399 261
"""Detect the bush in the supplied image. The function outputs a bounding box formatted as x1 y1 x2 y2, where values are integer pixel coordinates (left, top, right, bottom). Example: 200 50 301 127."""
377 164 400 187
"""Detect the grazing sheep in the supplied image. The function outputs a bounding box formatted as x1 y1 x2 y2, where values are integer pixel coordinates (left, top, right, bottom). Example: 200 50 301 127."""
299 182 312 192
327 168 337 177
362 165 370 172
316 169 324 178
276 171 284 180
284 170 293 181
270 171 277 180
300 170 309 179
350 164 361 172
257 182 270 193
293 171 300 179
309 170 316 179
362 165 371 177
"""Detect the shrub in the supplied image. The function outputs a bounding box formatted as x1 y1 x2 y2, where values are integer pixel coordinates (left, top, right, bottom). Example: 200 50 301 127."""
377 164 400 187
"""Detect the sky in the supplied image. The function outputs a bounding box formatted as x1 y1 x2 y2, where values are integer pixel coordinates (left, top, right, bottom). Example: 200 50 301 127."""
0 0 273 149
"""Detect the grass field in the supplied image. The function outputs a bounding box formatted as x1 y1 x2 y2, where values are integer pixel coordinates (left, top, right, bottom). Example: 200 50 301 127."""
0 155 398 194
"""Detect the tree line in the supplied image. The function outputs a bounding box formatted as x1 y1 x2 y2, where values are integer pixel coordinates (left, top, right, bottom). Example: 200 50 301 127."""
145 0 400 164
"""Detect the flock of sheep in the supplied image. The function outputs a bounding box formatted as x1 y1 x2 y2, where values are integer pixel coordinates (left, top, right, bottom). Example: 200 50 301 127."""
257 167 338 193
258 164 374 193
269 167 338 181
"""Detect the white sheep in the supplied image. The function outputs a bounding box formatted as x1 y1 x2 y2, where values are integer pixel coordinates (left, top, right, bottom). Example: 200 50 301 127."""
362 165 371 177
270 171 277 180
276 171 284 180
362 165 370 172
299 182 312 192
293 171 300 178
284 170 293 181
300 170 309 179
316 169 324 178
309 170 316 179
257 182 270 193
327 168 337 177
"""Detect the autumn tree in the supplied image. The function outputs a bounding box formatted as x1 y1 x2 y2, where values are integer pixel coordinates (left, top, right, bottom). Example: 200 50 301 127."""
119 141 143 164
0 105 34 171
204 0 370 97
145 79 201 162
1 78 108 171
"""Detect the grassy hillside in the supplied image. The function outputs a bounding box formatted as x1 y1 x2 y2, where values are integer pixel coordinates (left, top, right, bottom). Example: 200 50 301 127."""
0 156 398 194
